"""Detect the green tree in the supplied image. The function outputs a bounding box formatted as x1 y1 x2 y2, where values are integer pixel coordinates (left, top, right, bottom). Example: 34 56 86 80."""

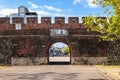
83 0 120 65
64 47 70 54
83 0 120 40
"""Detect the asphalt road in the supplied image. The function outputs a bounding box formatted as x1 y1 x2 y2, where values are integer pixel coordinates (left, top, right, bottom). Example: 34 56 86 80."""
0 65 113 80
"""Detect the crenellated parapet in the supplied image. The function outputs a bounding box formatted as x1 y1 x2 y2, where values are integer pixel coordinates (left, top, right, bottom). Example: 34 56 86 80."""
41 17 51 25
54 17 65 27
0 17 107 31
68 17 80 28
0 17 10 24
12 17 24 24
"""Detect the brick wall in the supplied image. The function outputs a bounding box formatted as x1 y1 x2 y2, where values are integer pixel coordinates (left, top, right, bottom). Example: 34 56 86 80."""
0 17 106 31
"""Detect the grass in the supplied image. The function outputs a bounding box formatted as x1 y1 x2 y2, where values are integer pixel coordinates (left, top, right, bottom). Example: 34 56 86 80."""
0 66 7 69
95 65 120 79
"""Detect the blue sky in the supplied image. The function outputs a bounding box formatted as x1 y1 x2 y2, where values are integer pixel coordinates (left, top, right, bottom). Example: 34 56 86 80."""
0 0 106 19
52 42 68 48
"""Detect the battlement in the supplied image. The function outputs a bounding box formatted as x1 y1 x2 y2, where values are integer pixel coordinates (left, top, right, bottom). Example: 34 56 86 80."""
0 17 107 31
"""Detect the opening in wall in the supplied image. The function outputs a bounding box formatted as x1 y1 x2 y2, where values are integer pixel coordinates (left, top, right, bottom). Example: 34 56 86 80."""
15 24 21 30
49 42 71 65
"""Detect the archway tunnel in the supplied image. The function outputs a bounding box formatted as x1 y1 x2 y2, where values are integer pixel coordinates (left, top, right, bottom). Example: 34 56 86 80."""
48 42 71 65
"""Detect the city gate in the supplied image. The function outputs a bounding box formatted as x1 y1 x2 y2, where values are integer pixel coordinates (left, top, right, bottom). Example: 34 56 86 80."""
0 17 108 65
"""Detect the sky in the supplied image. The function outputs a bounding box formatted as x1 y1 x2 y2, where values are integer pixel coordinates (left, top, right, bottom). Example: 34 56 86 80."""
0 0 106 21
52 42 68 48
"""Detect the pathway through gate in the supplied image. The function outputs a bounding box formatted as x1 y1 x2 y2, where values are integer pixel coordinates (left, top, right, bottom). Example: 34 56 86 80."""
48 42 71 64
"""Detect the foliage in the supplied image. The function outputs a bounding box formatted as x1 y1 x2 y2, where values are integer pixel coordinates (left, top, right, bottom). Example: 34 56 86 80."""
64 47 70 54
107 40 120 65
83 0 120 41
83 0 120 65
54 49 59 54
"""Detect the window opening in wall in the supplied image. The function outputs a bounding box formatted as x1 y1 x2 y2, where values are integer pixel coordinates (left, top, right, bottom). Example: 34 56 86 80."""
15 24 21 30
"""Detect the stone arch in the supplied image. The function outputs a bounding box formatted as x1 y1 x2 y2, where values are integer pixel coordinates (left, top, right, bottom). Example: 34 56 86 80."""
45 37 72 64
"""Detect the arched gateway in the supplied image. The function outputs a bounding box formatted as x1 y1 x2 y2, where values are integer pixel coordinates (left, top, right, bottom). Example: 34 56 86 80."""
0 7 108 65
48 42 71 64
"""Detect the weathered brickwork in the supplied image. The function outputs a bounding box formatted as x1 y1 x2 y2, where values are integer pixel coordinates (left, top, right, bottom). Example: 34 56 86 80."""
0 17 109 65
12 17 24 24
0 17 85 31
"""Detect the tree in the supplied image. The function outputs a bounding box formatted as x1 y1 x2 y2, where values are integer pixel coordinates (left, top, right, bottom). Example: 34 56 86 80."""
64 47 70 55
83 0 120 65
83 0 120 40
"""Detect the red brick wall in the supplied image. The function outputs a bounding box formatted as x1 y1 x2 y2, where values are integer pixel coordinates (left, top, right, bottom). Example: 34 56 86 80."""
0 17 106 31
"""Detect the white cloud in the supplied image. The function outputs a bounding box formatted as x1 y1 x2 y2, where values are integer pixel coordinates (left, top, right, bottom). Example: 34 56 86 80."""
0 8 17 17
32 10 51 16
28 1 39 9
73 0 81 5
27 1 62 12
28 9 62 17
87 0 99 8
43 5 62 12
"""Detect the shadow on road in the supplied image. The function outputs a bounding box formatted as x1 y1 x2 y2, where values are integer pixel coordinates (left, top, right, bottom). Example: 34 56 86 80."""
49 62 70 65
0 72 81 80
0 72 107 80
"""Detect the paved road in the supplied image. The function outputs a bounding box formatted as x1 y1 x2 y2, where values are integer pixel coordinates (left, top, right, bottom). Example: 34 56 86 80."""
0 65 112 80
49 57 70 62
